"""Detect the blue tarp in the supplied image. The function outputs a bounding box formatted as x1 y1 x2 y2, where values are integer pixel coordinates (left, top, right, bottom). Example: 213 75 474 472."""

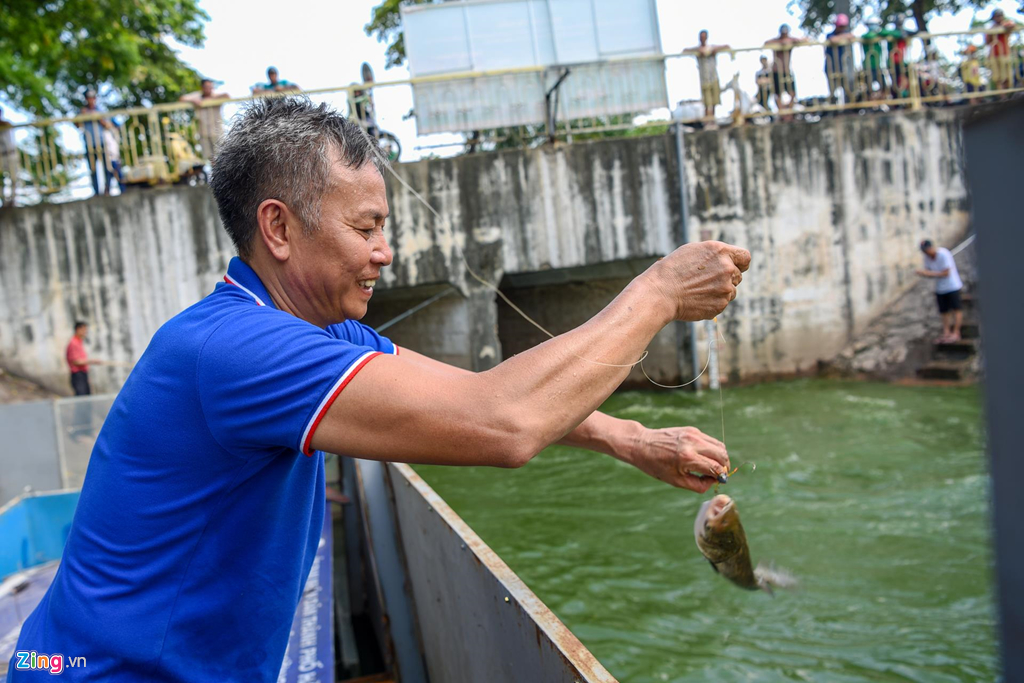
0 492 80 579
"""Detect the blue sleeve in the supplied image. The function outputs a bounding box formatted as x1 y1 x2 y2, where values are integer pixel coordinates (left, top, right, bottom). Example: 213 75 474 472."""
326 320 398 355
197 311 384 457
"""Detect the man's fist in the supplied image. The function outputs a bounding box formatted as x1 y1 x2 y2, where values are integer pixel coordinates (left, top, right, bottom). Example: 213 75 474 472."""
644 241 751 321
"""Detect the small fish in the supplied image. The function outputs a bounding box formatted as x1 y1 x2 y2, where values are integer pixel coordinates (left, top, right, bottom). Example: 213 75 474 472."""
693 494 795 595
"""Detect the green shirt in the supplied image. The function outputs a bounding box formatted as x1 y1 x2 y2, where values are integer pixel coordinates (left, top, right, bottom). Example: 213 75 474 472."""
862 30 884 69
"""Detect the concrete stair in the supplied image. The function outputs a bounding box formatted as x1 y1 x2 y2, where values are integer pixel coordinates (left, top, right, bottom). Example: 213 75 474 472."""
915 292 980 382
934 339 979 360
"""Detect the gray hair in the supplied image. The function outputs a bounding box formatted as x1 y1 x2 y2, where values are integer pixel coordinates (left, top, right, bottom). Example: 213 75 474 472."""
210 97 386 260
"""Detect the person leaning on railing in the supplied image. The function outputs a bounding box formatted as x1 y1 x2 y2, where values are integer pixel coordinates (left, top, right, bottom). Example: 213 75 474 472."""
765 24 811 114
881 16 915 99
861 19 889 100
755 55 773 111
960 44 984 94
78 89 118 197
824 14 857 106
918 47 946 99
986 9 1022 91
253 66 301 95
180 77 231 161
349 62 379 137
683 30 731 124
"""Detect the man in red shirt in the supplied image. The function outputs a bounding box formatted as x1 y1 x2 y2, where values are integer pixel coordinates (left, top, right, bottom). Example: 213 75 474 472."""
66 321 93 395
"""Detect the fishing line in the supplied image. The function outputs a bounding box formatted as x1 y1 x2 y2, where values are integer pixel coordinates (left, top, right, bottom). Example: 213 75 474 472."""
639 336 713 389
355 122 742 457
363 131 651 369
715 318 726 448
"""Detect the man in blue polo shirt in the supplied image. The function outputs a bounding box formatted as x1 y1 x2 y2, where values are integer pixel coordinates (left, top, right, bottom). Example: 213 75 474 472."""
8 98 749 681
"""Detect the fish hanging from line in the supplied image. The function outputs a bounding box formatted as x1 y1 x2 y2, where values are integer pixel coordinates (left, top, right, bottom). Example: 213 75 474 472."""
693 494 795 595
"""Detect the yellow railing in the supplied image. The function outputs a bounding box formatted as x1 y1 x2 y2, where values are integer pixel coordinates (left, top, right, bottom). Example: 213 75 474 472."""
678 26 1023 124
0 27 1020 206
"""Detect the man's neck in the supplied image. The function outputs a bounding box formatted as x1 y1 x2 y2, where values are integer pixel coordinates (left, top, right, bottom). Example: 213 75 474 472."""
247 256 327 328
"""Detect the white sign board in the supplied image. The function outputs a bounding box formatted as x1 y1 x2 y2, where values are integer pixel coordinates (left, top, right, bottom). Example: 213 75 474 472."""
402 0 666 134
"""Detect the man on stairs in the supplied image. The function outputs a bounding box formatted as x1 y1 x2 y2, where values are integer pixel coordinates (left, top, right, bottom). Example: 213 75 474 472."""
917 239 964 342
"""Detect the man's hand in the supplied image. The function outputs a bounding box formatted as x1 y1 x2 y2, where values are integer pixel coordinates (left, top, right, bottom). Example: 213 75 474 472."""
629 426 729 493
643 241 751 321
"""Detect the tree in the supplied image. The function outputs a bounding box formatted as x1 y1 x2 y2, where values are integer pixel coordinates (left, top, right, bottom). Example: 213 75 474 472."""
0 0 209 116
789 0 995 35
365 0 442 69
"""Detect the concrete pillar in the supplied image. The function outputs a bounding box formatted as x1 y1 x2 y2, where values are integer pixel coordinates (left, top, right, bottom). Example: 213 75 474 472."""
466 285 501 372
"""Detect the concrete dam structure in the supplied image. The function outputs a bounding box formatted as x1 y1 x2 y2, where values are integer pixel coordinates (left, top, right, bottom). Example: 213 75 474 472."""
0 109 969 394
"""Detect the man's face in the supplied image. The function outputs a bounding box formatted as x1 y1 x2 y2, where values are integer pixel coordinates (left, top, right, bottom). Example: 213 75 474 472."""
924 247 937 258
286 155 392 325
202 81 214 97
699 31 708 45
268 69 279 85
86 94 97 108
780 27 790 38
76 326 88 339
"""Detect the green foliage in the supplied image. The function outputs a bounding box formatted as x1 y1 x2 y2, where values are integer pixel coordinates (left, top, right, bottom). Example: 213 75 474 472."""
788 0 995 34
0 0 209 116
365 0 440 69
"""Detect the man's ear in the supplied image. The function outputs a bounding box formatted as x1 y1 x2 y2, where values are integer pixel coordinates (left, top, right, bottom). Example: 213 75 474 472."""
256 199 294 262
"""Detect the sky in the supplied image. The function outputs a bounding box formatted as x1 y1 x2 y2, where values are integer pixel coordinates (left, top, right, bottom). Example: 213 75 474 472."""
6 0 1023 161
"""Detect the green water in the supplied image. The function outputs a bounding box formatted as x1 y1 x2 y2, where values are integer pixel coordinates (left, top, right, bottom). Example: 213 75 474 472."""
416 380 996 682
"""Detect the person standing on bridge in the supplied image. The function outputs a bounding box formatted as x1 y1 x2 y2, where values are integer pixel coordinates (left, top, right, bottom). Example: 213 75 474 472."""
78 89 117 197
683 30 731 124
917 239 964 343
7 98 749 682
986 9 1021 92
824 14 856 106
253 66 301 95
180 77 231 160
765 24 808 115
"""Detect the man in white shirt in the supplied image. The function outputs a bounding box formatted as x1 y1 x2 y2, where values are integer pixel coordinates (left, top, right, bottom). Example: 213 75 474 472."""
916 239 964 342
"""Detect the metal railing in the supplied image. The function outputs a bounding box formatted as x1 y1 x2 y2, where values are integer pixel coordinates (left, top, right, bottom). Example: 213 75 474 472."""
678 25 1024 124
0 27 1019 206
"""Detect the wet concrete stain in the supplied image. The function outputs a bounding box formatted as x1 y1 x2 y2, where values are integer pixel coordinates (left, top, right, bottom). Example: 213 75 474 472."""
0 111 972 389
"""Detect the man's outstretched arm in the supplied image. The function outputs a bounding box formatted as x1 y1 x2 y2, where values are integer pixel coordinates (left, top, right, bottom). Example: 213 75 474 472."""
391 347 727 493
311 241 748 487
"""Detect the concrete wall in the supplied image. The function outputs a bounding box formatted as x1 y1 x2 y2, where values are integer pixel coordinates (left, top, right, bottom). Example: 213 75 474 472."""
684 109 968 380
0 109 969 391
0 190 233 393
495 262 687 388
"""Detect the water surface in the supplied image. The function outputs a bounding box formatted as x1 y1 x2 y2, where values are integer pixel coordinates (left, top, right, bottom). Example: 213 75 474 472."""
417 379 995 682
